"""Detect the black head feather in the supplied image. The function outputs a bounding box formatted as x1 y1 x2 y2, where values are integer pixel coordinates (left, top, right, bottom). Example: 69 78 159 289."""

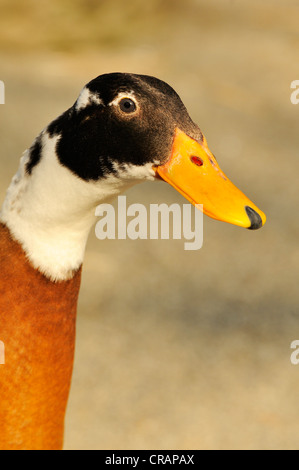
30 73 202 181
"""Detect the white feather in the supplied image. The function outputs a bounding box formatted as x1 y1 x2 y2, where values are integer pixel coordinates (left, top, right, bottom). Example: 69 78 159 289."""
0 131 156 281
75 87 103 111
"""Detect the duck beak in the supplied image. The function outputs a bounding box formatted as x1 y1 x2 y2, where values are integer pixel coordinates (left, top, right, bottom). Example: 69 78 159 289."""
155 128 266 229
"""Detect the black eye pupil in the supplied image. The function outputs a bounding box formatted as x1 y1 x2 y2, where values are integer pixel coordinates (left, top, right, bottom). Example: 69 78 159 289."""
123 101 131 109
119 98 136 113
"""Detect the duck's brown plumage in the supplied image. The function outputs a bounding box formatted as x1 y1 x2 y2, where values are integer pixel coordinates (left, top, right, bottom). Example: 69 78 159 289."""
0 224 81 450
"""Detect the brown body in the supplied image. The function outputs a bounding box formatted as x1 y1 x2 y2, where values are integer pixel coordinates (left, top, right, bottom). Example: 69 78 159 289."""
0 224 81 450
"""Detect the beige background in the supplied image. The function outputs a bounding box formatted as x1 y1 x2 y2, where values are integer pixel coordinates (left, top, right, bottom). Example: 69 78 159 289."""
0 0 298 450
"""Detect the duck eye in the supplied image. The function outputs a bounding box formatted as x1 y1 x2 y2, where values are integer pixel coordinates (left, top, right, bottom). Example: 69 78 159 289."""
119 98 137 114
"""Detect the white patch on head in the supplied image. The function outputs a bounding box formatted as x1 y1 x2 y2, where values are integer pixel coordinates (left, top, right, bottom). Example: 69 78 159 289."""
75 87 103 111
0 130 157 281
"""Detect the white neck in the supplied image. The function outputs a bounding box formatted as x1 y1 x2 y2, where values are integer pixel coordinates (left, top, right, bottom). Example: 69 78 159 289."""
0 131 155 281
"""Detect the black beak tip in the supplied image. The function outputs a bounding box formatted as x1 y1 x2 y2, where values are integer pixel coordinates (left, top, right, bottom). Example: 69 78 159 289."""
245 206 263 230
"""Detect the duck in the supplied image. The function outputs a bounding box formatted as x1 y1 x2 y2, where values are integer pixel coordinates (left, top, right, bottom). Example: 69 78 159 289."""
0 73 266 450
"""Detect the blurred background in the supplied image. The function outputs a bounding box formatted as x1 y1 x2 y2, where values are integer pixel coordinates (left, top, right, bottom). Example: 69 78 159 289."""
1 0 299 450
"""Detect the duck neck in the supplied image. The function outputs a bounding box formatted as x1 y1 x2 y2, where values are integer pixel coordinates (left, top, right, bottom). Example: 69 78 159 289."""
0 223 82 450
0 132 135 281
0 133 130 450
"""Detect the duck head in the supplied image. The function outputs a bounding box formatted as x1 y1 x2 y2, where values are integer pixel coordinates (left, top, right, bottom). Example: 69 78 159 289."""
51 73 266 230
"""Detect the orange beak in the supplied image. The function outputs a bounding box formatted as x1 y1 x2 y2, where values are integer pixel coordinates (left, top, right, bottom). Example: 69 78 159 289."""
155 128 266 229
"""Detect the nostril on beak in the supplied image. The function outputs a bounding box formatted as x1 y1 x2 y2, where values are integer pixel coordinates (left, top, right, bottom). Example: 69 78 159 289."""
190 156 203 167
245 206 263 230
